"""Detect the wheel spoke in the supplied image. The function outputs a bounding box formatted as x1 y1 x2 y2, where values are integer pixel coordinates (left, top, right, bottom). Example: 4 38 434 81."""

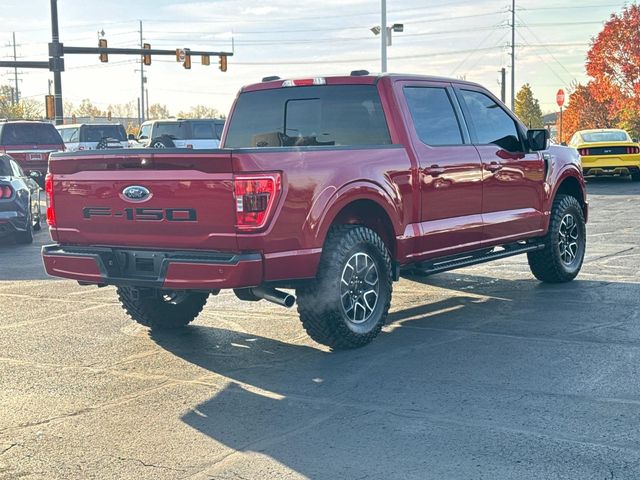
340 252 380 325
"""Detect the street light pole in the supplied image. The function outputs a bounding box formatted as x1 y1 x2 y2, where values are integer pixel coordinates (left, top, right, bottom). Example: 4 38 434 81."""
381 0 387 73
50 0 64 125
139 20 145 123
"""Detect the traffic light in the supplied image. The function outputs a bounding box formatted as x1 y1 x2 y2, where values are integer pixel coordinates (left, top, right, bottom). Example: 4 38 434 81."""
201 54 210 66
219 55 227 72
45 95 54 120
183 48 191 69
99 38 108 62
142 43 151 66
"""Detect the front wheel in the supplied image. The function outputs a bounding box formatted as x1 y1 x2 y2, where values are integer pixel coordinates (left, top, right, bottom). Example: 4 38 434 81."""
117 287 208 330
528 194 586 283
296 225 393 350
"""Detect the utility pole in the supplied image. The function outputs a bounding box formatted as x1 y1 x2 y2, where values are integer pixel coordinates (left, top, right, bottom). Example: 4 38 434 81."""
500 67 506 103
381 0 387 73
145 88 149 120
10 32 20 104
510 0 516 111
139 20 145 123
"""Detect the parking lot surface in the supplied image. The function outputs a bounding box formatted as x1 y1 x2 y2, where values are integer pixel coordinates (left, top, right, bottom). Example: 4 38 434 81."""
0 178 639 479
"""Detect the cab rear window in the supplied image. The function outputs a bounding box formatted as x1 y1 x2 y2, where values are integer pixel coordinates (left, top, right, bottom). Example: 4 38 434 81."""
224 85 391 148
0 123 63 146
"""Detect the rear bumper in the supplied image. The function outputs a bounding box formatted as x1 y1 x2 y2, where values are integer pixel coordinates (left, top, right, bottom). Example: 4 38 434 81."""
584 166 639 177
0 212 27 238
42 245 263 289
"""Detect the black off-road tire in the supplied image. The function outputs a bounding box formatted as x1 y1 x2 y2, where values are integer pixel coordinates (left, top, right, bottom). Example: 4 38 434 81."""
15 213 34 244
630 169 640 182
296 225 393 350
527 194 586 283
149 136 175 149
117 287 208 330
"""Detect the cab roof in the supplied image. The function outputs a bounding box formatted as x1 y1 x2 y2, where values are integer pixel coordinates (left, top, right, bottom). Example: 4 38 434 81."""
242 72 484 92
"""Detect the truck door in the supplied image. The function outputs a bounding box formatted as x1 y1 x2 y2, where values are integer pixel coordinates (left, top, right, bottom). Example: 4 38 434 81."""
455 87 546 245
398 81 484 259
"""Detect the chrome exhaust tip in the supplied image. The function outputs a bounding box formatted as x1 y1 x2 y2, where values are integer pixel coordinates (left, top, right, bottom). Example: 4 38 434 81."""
250 287 296 308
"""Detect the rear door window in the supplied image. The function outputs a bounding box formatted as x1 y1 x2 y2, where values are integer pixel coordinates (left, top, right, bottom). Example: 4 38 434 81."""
0 123 63 146
191 122 215 139
224 85 391 148
404 87 464 146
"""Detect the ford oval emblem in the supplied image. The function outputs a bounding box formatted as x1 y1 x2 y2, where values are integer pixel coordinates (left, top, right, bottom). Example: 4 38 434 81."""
122 185 151 202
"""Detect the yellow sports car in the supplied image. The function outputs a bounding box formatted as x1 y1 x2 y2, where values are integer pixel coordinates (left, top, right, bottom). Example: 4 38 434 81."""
569 129 640 181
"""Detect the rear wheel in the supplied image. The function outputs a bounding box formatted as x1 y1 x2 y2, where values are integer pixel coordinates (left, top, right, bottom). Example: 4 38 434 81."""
117 287 208 330
527 194 586 283
630 169 640 182
296 225 392 350
14 213 34 244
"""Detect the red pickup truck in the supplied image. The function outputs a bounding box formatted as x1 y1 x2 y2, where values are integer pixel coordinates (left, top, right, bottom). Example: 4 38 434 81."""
42 73 587 349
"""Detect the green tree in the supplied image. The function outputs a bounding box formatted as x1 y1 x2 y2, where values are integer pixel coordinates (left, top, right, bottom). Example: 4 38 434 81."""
514 84 544 128
177 105 225 119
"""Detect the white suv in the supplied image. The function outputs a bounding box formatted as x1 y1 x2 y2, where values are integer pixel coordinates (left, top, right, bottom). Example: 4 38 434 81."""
137 119 224 149
56 123 128 151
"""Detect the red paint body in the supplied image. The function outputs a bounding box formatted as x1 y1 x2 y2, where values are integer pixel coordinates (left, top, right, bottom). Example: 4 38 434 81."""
42 74 587 290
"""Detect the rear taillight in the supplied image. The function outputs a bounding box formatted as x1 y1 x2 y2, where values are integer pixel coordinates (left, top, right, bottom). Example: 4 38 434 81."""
45 173 56 227
626 146 640 154
0 185 13 199
234 173 281 231
578 148 590 156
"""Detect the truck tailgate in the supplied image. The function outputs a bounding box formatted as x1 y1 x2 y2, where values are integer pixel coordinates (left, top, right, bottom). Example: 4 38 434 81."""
48 151 238 251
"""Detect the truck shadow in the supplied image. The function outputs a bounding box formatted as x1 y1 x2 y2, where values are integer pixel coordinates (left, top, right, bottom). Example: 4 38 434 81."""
150 273 640 478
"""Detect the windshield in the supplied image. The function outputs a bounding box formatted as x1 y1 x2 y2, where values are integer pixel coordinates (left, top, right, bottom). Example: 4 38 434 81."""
0 123 63 146
224 85 391 148
81 125 126 142
581 131 630 143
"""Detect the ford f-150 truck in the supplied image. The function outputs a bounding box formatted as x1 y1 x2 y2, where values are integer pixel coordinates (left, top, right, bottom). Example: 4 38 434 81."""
42 73 588 349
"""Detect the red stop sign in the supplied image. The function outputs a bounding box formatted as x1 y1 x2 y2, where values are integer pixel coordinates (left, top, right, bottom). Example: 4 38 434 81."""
556 89 565 107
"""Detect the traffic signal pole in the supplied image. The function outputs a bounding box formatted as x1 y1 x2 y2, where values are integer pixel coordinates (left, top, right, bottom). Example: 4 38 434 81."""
50 0 64 124
139 20 145 123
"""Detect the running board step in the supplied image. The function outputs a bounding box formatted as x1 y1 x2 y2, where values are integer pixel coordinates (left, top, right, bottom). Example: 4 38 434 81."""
404 242 545 277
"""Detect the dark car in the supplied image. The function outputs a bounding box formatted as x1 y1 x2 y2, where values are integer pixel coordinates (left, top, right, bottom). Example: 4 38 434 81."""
0 121 65 185
0 155 42 244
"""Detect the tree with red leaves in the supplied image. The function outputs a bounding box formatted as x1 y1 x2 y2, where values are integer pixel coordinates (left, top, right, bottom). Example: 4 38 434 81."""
557 82 615 143
586 4 640 136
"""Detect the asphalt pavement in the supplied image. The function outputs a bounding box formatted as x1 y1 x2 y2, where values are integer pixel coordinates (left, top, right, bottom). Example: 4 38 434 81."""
0 177 639 479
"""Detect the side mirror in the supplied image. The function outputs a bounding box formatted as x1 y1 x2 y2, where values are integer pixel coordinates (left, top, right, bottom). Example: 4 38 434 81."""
633 138 639 143
527 129 549 151
127 133 136 141
29 171 42 179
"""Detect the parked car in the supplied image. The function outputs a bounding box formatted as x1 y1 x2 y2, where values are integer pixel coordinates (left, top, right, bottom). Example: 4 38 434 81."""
0 154 42 244
569 128 640 181
42 73 587 350
0 121 64 185
56 123 129 151
136 118 224 149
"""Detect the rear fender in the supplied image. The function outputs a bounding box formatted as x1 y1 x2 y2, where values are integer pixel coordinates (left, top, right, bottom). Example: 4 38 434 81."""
308 181 403 251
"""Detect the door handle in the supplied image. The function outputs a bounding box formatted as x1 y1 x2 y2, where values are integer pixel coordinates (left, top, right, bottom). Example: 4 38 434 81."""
485 162 503 172
426 164 445 177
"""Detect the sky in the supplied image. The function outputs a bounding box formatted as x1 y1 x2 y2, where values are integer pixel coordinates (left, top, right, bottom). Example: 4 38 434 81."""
0 0 631 117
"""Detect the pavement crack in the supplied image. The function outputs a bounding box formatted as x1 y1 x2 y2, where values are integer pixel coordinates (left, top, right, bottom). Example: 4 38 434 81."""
114 456 187 472
0 443 18 456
